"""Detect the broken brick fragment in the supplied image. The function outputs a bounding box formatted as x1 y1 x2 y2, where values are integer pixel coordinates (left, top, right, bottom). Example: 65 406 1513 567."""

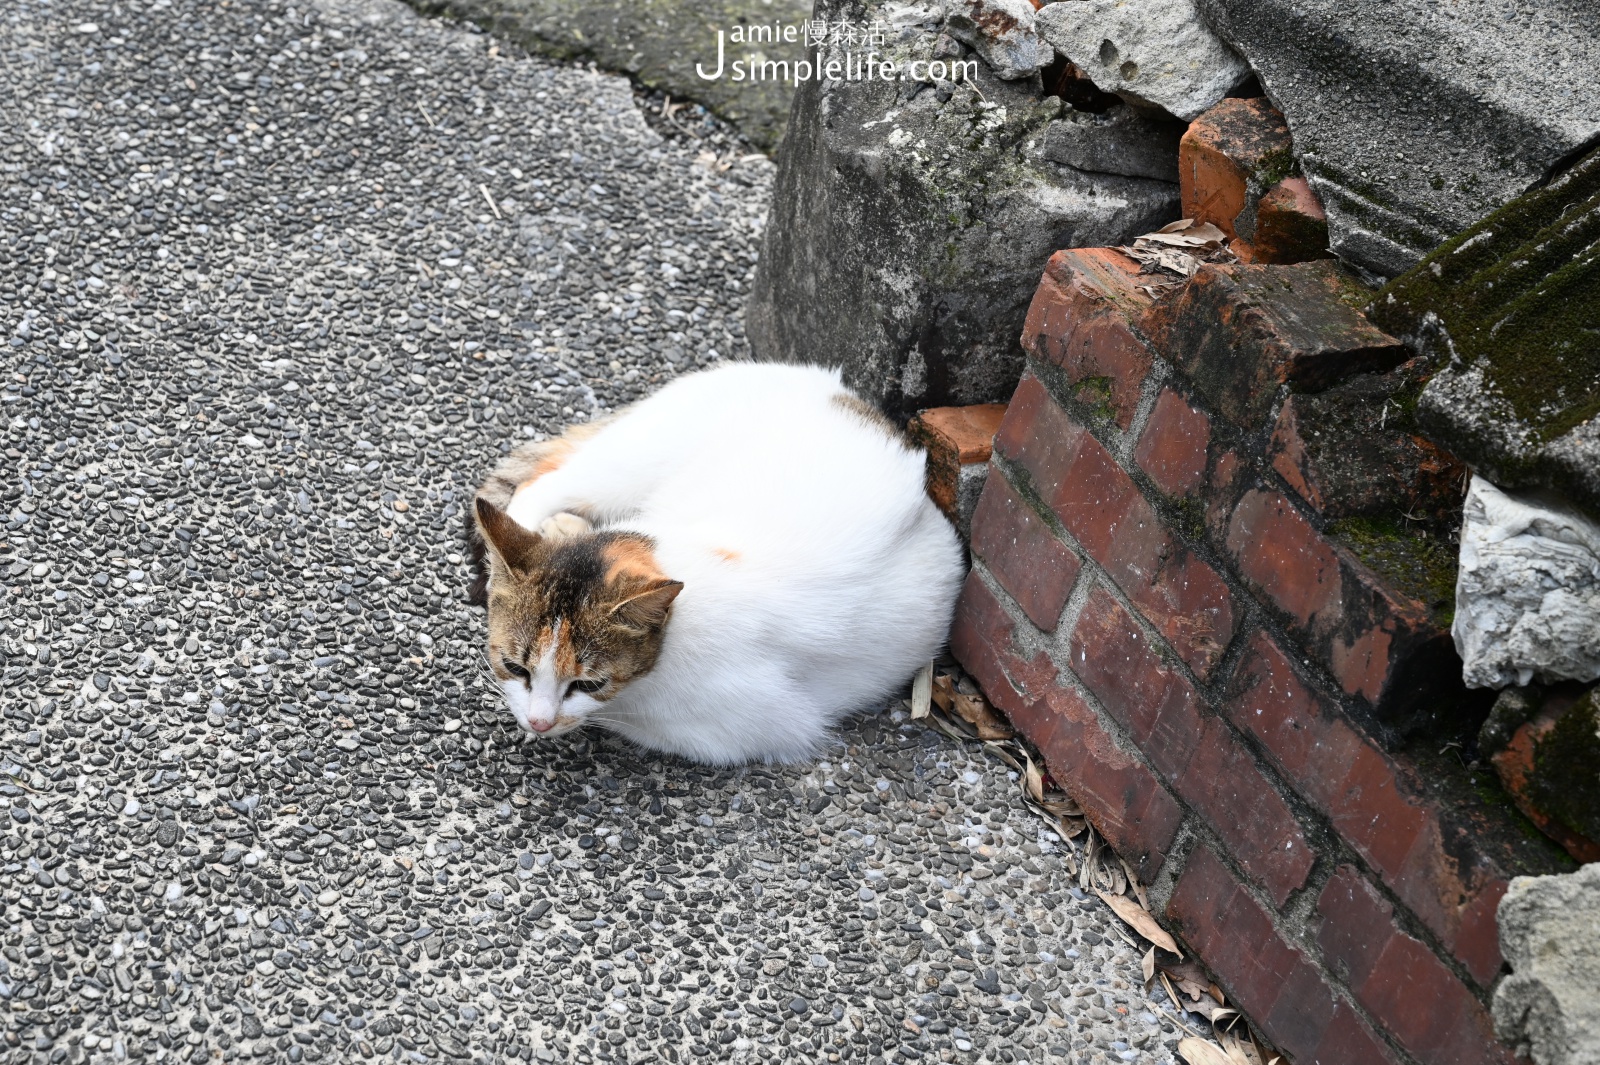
1254 176 1331 264
1179 97 1294 241
1268 367 1466 527
909 402 1007 535
1480 683 1600 863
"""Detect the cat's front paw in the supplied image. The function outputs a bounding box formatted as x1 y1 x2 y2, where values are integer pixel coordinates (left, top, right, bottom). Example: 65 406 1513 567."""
538 511 593 542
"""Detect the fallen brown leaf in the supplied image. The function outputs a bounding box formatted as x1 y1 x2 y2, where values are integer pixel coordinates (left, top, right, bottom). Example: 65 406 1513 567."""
1023 754 1045 804
931 672 955 712
950 690 1013 740
1178 1037 1236 1065
1141 946 1156 984
1121 856 1151 910
1097 890 1182 956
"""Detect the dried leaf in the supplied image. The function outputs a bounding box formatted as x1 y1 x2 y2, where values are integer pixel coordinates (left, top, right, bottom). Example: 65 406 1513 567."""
1096 891 1182 957
911 664 932 720
931 671 955 712
1056 815 1087 840
1120 856 1151 911
1159 973 1199 1036
1209 983 1226 1005
1040 794 1082 817
1178 1038 1237 1065
1209 1006 1239 1025
1226 1030 1265 1065
1156 217 1196 233
950 690 1013 740
1023 754 1045 804
1141 947 1156 984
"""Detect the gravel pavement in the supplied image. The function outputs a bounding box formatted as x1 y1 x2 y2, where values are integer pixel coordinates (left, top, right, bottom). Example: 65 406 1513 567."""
0 0 1198 1061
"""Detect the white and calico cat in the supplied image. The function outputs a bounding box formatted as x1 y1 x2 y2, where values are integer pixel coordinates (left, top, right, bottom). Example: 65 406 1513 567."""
470 362 965 764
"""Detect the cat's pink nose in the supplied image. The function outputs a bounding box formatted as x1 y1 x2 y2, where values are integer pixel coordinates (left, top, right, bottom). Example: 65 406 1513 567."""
528 718 554 733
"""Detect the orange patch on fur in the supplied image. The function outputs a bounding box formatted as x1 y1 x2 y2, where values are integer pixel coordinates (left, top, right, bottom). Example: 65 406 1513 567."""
518 440 575 489
552 631 580 678
601 538 665 583
713 548 741 563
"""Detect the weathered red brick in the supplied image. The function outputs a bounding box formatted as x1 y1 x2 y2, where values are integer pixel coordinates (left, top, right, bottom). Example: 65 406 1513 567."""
1021 248 1157 429
1267 375 1467 525
949 570 1020 706
1226 632 1511 984
973 639 1184 883
1071 588 1312 903
1223 486 1453 717
996 376 1236 677
1133 387 1212 498
1306 1006 1404 1065
1317 867 1514 1065
1166 845 1380 1063
1179 98 1293 241
1034 681 1184 884
1486 684 1600 863
1254 176 1331 265
1148 260 1409 429
909 403 1008 525
969 470 1081 632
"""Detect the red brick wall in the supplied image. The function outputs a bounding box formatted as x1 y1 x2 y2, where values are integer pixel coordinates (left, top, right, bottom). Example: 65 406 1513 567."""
949 248 1556 1065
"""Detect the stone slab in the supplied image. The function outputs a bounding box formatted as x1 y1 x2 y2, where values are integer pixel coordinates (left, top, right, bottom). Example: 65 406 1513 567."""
1374 146 1600 522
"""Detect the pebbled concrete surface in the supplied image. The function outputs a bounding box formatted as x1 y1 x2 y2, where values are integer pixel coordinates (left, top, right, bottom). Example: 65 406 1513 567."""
0 0 1194 1061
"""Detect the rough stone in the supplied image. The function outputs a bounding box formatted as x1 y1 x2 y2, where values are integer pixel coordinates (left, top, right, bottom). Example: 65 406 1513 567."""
1193 0 1600 278
404 0 811 151
1453 477 1600 690
1036 0 1250 122
1494 864 1600 1065
1039 103 1186 183
1480 684 1600 863
1373 146 1600 520
941 0 1049 80
749 0 1179 417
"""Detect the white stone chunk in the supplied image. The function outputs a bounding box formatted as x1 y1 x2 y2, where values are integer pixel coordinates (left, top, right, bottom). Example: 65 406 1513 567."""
1036 0 1251 121
1454 475 1600 689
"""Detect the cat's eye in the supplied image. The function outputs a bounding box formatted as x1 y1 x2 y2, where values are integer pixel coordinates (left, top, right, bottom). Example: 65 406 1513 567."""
566 678 607 698
501 659 529 680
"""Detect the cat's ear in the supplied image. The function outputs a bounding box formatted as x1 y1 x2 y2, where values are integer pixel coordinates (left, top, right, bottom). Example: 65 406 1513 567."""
609 579 683 631
474 497 544 576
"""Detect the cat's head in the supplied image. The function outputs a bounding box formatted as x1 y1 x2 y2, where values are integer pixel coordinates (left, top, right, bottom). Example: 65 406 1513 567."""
473 498 682 737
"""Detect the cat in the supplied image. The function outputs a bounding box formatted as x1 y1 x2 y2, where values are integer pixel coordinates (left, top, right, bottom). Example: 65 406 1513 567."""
469 362 966 765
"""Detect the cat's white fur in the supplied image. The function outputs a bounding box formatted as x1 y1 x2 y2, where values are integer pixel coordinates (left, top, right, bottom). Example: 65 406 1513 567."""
502 362 966 764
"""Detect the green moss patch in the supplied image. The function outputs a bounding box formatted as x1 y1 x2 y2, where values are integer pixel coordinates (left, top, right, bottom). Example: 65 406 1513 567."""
1376 145 1600 442
1328 515 1458 628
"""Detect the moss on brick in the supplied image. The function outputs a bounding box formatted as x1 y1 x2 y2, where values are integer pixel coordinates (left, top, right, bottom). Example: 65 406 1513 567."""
1328 515 1458 629
1530 690 1600 845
